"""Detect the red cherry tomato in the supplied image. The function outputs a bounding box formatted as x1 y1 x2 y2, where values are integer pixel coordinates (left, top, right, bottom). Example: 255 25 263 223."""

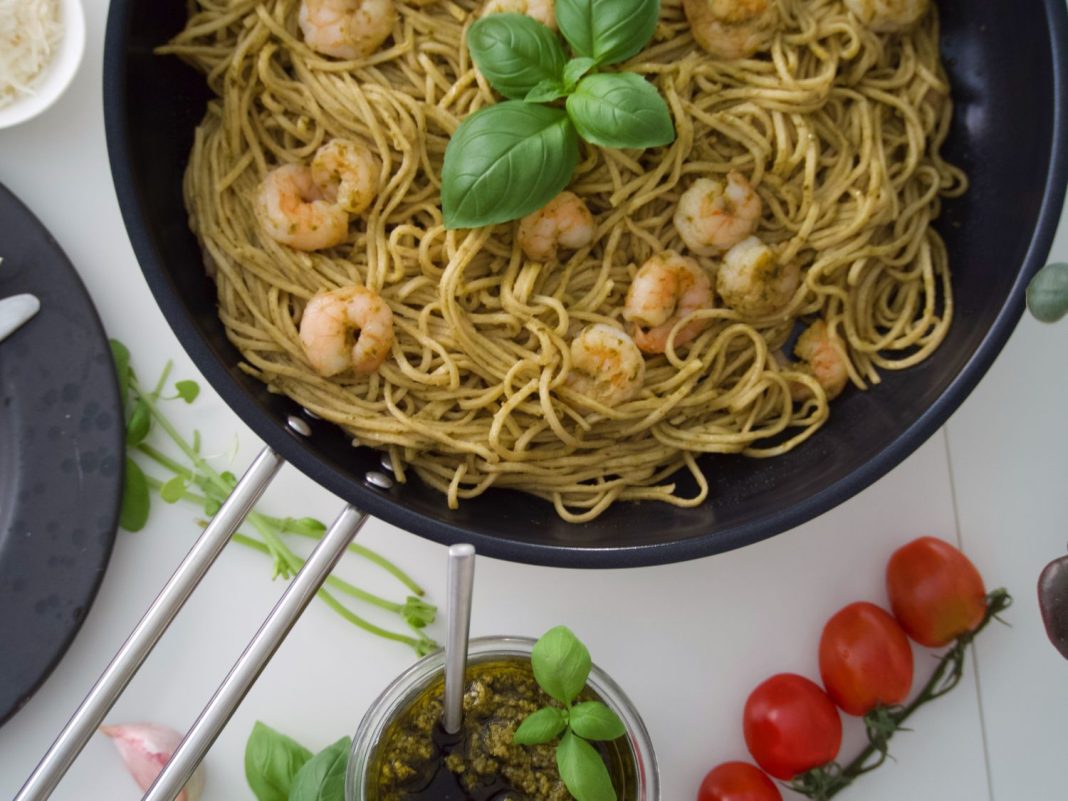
887 537 987 647
743 674 842 780
697 762 782 801
819 601 913 716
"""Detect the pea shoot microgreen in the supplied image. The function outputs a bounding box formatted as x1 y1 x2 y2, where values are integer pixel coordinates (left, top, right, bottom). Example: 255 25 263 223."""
514 626 626 801
109 339 439 655
442 0 674 229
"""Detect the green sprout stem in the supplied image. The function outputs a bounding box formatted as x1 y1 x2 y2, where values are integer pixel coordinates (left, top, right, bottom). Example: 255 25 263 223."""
790 589 1013 800
123 360 437 655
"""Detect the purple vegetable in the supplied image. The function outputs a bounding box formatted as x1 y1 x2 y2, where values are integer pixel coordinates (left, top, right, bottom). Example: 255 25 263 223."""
1038 550 1068 660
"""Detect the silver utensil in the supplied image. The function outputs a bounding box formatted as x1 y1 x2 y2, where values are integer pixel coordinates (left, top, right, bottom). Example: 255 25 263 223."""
443 543 476 735
0 293 40 343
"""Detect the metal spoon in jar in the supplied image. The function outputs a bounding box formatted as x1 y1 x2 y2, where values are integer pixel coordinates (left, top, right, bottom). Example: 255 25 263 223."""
443 543 476 734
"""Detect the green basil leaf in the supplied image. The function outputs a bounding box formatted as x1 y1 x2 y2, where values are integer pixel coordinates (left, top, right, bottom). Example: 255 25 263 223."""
525 78 568 104
175 379 200 404
1028 262 1068 323
244 722 313 801
468 13 567 100
556 0 660 66
566 72 674 149
556 731 616 801
120 457 150 532
568 701 626 741
289 737 351 801
530 625 591 703
126 399 151 447
442 102 579 229
109 339 132 411
563 57 597 89
514 706 569 744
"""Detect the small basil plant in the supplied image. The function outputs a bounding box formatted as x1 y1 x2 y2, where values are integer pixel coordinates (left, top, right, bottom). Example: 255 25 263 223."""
1027 262 1068 323
245 722 350 801
442 0 674 229
514 626 628 801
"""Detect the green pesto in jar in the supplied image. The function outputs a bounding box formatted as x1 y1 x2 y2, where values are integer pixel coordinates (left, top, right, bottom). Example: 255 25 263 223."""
368 658 636 801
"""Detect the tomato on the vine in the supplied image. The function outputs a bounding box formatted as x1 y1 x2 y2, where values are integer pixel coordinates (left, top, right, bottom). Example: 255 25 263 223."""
819 601 913 716
697 762 782 801
887 537 987 647
743 674 842 780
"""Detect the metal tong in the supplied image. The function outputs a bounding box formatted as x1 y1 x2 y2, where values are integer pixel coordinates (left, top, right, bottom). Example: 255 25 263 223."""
15 416 378 801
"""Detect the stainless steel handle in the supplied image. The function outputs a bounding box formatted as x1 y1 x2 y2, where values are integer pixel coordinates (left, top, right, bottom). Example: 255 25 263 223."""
143 505 368 801
15 446 285 801
443 544 476 735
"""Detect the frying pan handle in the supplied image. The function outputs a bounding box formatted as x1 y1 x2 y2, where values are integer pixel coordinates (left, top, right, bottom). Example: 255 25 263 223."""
143 504 368 801
14 445 285 801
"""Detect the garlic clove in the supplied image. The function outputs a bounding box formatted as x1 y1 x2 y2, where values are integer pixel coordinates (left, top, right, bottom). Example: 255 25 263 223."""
100 722 205 801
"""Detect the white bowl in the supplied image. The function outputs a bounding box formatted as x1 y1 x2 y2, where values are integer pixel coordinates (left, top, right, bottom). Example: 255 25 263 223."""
0 0 86 130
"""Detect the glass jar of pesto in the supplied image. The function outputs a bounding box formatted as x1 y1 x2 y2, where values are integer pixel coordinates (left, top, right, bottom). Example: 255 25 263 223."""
345 636 658 801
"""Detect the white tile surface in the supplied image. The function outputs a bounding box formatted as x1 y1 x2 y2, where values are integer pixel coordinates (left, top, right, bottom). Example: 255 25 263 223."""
0 1 1065 800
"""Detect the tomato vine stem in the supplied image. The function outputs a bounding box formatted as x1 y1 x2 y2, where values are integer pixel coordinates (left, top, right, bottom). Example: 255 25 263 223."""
790 588 1013 800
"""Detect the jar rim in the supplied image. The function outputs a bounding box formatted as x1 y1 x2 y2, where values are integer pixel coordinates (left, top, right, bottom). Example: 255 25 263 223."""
345 636 659 801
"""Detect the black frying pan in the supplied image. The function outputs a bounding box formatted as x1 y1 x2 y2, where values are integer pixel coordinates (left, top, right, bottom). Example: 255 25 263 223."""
101 0 1068 568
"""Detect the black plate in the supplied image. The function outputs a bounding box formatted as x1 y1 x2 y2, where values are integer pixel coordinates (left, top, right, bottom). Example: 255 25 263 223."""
0 183 122 725
103 0 1068 568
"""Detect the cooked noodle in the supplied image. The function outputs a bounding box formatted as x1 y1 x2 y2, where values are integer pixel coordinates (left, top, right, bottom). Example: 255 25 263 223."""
162 0 966 522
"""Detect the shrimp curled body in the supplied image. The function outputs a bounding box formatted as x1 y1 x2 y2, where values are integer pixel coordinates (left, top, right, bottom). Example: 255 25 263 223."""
299 286 395 376
517 191 595 263
791 320 850 401
311 138 380 214
675 172 762 257
717 236 800 317
299 0 396 60
682 0 777 60
568 325 646 406
623 251 714 354
255 164 349 251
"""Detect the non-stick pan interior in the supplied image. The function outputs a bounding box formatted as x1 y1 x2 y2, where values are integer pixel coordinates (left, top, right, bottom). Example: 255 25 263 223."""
103 0 1068 567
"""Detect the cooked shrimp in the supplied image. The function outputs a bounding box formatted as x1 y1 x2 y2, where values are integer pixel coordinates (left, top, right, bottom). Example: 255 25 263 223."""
517 191 595 263
255 164 349 251
567 324 645 405
299 286 395 376
682 0 777 60
674 172 762 257
311 139 380 215
623 251 714 354
717 236 800 317
482 0 556 30
844 0 929 33
791 320 849 401
299 0 396 60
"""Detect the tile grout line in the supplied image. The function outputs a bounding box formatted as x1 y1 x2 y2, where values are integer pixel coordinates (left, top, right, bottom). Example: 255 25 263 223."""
941 427 996 801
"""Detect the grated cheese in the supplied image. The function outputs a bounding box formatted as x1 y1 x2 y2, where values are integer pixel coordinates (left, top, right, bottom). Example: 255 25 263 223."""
0 0 63 110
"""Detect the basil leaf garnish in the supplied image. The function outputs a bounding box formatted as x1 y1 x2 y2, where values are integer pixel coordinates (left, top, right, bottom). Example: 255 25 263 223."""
526 78 568 104
244 722 313 801
442 102 579 229
468 13 567 100
288 737 351 801
563 57 597 89
514 706 569 744
566 72 675 149
556 0 660 66
568 701 626 741
556 731 617 801
530 625 592 703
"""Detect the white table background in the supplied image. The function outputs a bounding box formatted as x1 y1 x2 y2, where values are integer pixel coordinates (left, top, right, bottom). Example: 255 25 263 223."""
2 1 1067 798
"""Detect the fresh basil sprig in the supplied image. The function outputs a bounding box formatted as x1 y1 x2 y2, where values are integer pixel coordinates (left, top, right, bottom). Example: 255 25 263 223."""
444 0 673 229
514 627 626 801
245 723 350 801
